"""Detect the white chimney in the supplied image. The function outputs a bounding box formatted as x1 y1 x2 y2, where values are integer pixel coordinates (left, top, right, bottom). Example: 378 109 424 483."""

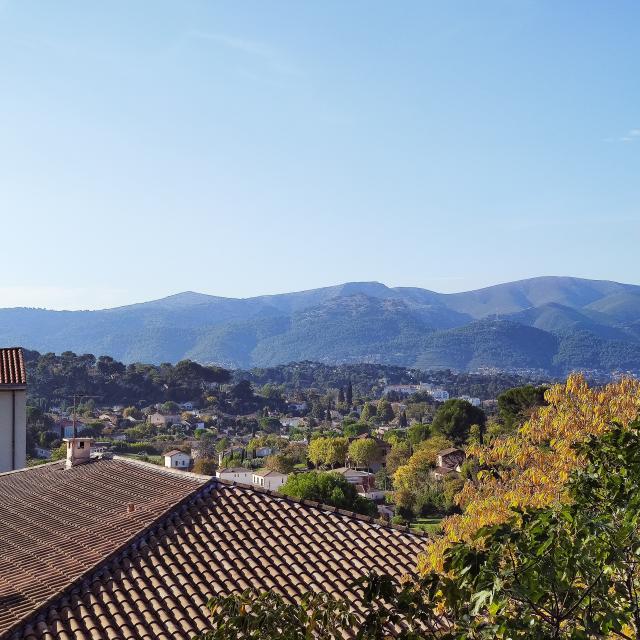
63 437 93 469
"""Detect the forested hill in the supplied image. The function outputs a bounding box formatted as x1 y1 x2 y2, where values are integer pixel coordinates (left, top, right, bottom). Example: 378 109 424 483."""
4 276 640 375
23 350 231 409
234 362 539 400
22 351 537 408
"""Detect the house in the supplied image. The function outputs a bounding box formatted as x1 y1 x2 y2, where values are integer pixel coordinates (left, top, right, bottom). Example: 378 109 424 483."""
34 446 51 459
432 447 466 480
164 449 191 469
216 466 253 484
383 384 419 396
0 446 424 639
253 445 274 458
333 467 375 489
457 395 481 407
148 412 181 427
0 347 27 473
332 467 385 500
251 468 288 491
281 417 303 428
58 418 88 439
417 383 450 402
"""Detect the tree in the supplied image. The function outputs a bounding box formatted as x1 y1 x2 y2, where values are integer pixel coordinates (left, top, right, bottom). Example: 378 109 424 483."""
264 454 295 474
307 437 347 468
347 438 380 470
345 381 353 406
342 421 369 437
337 388 345 405
497 384 548 432
230 380 254 401
431 399 485 445
422 373 640 573
393 435 453 492
407 422 430 445
325 437 348 468
385 442 410 475
192 458 217 475
399 410 408 428
360 402 377 422
376 399 395 423
161 400 180 414
279 472 376 516
50 443 67 461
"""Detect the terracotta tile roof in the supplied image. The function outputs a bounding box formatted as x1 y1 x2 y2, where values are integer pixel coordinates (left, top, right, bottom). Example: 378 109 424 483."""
0 458 425 640
164 450 187 457
0 458 206 637
0 348 26 386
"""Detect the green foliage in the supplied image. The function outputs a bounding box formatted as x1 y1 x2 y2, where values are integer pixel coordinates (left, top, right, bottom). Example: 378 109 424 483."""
347 438 381 469
279 472 376 516
497 384 548 431
307 437 348 468
196 589 356 640
342 421 369 437
360 402 377 422
431 398 485 444
376 399 395 423
50 444 66 461
22 350 230 409
407 422 430 445
264 453 295 474
192 458 217 475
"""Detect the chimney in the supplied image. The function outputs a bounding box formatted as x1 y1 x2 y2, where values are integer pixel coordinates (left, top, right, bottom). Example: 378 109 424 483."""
63 437 93 469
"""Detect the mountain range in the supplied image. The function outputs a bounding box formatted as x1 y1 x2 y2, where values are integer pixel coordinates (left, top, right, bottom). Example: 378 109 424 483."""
3 276 640 374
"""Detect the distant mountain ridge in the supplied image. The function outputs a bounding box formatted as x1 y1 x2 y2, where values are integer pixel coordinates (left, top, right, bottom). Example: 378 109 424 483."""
2 276 640 374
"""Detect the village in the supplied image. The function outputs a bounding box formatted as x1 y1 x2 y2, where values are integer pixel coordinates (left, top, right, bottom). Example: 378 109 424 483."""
25 378 491 527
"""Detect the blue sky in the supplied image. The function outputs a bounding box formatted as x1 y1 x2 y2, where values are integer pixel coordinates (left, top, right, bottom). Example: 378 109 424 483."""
1 1 639 309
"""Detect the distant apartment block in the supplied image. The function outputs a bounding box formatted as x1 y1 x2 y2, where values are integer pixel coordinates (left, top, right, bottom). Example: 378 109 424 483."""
0 348 27 473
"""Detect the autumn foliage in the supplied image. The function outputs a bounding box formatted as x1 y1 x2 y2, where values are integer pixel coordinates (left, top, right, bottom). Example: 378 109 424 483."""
421 373 640 573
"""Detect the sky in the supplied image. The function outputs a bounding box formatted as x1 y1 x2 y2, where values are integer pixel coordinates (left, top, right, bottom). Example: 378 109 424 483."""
1 1 639 310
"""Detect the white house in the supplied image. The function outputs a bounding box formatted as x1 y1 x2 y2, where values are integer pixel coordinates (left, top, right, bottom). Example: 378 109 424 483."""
164 450 191 469
252 469 288 491
0 348 27 473
458 395 481 407
34 446 51 460
216 467 253 484
383 384 419 396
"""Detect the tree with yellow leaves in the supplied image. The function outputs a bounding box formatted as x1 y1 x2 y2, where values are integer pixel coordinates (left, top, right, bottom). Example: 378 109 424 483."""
420 373 640 573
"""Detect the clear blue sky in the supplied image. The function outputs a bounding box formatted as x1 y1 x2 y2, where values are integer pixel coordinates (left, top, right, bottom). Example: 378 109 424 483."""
1 1 639 309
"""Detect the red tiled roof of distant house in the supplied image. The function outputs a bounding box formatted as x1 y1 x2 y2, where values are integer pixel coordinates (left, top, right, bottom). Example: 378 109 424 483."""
0 348 26 386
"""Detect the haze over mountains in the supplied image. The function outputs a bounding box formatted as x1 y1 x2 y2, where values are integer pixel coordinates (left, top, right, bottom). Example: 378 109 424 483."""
3 276 640 374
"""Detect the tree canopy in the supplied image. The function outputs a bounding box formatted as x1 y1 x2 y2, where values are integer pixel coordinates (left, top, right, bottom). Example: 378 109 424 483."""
431 398 485 444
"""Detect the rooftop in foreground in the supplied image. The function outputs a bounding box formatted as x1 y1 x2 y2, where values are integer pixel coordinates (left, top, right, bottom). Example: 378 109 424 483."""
0 456 424 640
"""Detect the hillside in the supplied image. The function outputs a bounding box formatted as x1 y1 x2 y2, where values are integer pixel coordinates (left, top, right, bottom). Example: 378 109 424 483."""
2 277 640 374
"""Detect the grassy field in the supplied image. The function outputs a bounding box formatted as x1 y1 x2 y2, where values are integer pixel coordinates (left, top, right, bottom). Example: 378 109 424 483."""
412 516 443 534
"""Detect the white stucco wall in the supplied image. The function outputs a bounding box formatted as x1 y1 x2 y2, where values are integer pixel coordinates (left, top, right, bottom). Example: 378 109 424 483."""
0 389 26 473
